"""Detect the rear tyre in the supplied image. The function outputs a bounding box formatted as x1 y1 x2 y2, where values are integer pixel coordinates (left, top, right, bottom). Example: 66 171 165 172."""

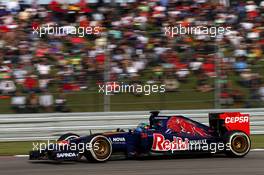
225 131 251 157
85 135 112 162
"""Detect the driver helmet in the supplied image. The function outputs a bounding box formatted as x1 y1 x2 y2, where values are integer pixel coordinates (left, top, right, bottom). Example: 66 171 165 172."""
135 122 149 132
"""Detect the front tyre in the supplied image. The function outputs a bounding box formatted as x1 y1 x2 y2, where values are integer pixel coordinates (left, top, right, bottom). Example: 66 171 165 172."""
225 131 251 157
57 133 82 160
85 135 112 162
57 133 80 142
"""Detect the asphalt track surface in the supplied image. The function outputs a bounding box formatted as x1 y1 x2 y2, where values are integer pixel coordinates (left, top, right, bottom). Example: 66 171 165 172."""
0 151 263 175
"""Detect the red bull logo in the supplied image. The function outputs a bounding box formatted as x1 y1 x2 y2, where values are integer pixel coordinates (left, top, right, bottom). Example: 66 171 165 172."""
152 133 189 152
167 116 208 137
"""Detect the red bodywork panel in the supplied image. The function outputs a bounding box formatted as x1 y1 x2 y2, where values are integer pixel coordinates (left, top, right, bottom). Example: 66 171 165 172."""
167 116 209 137
219 112 250 136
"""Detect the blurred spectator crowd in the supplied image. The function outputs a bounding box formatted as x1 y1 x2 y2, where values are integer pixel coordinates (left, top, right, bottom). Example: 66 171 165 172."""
0 0 264 113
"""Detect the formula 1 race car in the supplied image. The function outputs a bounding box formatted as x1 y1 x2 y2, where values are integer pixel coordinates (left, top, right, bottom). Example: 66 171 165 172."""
29 111 251 162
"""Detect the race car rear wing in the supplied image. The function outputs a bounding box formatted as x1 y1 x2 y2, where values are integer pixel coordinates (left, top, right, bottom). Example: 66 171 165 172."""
209 112 250 136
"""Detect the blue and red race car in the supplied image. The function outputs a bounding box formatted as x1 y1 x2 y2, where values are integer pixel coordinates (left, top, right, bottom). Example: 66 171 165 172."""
29 111 251 162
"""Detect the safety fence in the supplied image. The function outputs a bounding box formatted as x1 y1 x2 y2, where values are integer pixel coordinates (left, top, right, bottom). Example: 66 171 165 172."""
0 108 264 141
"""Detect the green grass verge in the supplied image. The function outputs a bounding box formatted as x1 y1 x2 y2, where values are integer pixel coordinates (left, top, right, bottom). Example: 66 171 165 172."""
0 135 263 156
0 140 55 156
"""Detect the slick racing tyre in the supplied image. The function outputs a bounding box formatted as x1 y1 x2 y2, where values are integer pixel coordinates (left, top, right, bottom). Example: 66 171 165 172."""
57 133 82 160
57 133 80 141
85 135 112 162
224 131 251 157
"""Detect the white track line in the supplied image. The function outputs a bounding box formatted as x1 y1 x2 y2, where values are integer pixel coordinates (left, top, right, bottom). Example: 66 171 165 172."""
251 149 264 152
14 155 29 158
13 149 264 158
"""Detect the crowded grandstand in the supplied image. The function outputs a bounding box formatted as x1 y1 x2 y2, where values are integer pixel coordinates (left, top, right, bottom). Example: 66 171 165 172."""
0 0 264 113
